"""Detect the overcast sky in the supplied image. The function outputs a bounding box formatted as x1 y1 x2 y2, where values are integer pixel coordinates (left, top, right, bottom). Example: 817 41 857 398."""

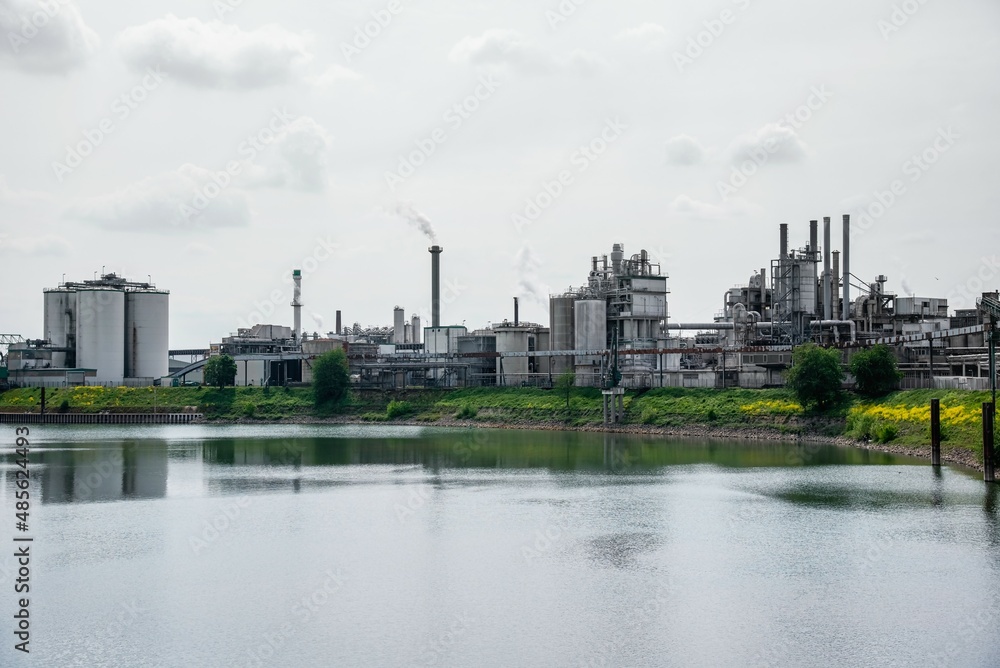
1 0 998 348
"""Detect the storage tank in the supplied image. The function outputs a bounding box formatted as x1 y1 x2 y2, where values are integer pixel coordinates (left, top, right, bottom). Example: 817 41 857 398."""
798 259 817 316
125 290 169 379
495 328 530 377
393 307 405 344
76 288 125 383
549 296 575 374
574 299 607 360
411 315 421 345
43 289 76 368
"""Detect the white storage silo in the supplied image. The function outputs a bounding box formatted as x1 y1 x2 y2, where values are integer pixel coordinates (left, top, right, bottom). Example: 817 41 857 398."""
76 288 125 383
549 296 575 375
125 290 169 379
43 289 76 368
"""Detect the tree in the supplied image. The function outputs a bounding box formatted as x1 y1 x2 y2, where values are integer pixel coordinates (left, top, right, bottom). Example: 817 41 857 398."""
312 348 350 407
555 370 576 410
204 354 237 389
850 344 902 397
786 343 844 410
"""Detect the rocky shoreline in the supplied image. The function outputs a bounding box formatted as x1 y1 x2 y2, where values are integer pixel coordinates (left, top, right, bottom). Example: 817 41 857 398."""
203 414 986 474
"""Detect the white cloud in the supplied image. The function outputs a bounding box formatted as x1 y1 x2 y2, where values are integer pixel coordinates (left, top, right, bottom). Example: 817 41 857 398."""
614 22 668 51
66 163 252 231
664 134 707 166
308 63 361 87
117 14 313 89
728 122 808 165
450 29 605 76
240 117 333 192
0 175 48 201
670 195 761 221
0 233 69 255
0 0 100 73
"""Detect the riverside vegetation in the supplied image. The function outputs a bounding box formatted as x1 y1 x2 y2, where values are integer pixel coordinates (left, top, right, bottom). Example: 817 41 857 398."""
1 384 996 467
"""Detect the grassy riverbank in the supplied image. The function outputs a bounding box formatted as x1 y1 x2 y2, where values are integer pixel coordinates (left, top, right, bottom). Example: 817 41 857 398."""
1 385 995 465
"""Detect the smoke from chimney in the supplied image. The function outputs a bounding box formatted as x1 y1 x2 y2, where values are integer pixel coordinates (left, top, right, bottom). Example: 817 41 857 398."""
392 202 437 243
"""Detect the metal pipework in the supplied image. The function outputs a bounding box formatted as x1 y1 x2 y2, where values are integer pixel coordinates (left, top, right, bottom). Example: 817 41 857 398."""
779 223 788 257
842 214 851 318
760 267 767 314
291 269 302 341
513 297 519 326
823 217 832 320
832 251 841 320
429 245 442 327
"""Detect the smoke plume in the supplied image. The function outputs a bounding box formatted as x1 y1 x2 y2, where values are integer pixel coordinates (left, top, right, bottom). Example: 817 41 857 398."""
392 202 437 243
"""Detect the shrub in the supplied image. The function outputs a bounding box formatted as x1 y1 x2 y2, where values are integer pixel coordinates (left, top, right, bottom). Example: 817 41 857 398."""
241 402 256 418
873 422 898 444
455 404 478 419
312 349 350 407
705 408 718 422
59 399 70 413
386 400 414 420
846 412 875 440
641 408 658 425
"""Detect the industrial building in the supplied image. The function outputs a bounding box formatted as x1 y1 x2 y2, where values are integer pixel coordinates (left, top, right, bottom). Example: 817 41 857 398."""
2 219 997 394
6 273 169 387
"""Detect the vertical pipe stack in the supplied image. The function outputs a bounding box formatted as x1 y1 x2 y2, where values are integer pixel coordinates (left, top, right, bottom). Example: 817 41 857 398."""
823 217 832 320
336 310 342 335
930 399 941 467
809 219 818 258
842 214 851 318
832 251 841 320
760 267 767 314
779 224 788 258
513 297 519 326
429 245 442 328
291 269 302 341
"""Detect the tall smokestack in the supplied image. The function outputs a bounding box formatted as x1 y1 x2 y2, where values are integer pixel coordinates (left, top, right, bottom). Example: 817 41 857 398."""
513 297 519 327
823 217 832 320
842 214 851 319
809 219 818 259
779 223 788 258
291 269 302 340
429 245 442 327
832 251 841 320
336 310 342 335
760 267 767 313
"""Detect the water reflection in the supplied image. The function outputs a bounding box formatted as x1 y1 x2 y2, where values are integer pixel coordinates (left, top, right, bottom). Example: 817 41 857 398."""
26 441 168 503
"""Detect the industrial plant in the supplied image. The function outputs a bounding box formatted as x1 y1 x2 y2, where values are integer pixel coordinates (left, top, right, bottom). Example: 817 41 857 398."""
1 215 997 394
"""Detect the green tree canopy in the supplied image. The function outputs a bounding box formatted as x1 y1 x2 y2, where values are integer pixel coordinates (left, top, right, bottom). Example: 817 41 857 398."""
786 343 844 410
204 354 237 390
849 344 902 398
312 348 350 407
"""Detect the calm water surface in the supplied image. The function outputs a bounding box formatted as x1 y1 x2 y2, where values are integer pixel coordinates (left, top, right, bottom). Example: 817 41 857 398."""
1 424 998 667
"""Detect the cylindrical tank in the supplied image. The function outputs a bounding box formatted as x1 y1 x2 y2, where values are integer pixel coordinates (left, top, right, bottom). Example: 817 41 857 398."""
77 288 125 383
411 315 421 345
495 328 530 377
574 299 607 359
44 289 76 368
549 296 575 374
126 291 169 379
393 307 405 344
610 244 624 275
798 259 818 316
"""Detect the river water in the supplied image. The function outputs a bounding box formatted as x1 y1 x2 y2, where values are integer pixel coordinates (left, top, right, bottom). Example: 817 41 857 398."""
1 424 998 667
